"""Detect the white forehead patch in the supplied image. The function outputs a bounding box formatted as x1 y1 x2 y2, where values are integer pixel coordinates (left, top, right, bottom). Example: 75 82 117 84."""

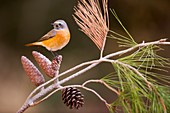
54 20 66 24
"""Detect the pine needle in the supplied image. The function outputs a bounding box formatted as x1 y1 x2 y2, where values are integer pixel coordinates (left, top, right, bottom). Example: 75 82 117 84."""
73 0 109 50
108 9 137 48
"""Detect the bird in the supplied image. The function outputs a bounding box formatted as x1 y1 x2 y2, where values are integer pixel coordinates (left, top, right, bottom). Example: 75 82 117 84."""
25 20 70 55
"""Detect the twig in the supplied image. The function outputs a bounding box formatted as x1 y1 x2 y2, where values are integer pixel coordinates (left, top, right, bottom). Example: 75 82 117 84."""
58 63 100 85
104 38 170 59
152 86 167 113
33 85 62 106
102 58 152 89
160 97 167 113
16 103 30 113
117 61 152 89
83 79 120 95
81 86 110 107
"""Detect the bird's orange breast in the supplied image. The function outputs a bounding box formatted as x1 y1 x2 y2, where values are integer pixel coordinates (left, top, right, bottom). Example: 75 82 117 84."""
42 29 70 51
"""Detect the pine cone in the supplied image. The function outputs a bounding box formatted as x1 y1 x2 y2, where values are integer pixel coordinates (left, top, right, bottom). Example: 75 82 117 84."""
32 51 62 78
51 55 62 71
62 87 84 109
21 56 45 86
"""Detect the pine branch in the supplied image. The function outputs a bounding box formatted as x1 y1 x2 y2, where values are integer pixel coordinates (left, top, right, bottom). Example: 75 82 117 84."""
17 39 170 113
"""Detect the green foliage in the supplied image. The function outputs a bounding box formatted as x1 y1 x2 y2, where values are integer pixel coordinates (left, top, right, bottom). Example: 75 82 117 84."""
101 9 170 113
103 63 149 113
119 44 170 85
108 9 137 48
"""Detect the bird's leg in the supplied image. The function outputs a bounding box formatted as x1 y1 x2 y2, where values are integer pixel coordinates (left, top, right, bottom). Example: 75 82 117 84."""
51 51 58 57
50 51 55 57
51 51 60 63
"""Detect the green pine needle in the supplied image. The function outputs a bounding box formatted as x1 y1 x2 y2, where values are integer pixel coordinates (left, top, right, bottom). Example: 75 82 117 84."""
108 9 137 48
101 44 170 113
100 9 170 113
118 44 170 86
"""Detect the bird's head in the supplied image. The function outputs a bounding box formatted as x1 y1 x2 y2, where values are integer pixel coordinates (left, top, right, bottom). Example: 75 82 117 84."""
51 20 69 31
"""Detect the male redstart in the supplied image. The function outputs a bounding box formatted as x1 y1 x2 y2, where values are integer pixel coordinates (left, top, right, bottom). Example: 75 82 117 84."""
25 20 70 54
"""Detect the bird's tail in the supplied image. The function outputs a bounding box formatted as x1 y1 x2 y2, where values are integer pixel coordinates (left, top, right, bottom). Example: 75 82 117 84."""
25 42 42 46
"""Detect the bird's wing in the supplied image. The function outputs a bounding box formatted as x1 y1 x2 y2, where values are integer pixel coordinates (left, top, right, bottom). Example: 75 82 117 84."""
39 29 56 41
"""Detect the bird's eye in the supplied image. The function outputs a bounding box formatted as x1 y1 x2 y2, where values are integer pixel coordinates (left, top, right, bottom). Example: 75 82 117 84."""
53 23 63 29
58 23 62 27
55 24 59 28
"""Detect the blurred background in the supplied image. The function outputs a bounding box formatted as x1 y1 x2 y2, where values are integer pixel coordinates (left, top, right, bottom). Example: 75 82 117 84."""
0 0 170 113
